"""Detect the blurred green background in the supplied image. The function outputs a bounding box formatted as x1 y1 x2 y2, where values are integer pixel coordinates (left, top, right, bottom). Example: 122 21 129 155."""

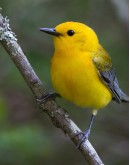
0 0 129 165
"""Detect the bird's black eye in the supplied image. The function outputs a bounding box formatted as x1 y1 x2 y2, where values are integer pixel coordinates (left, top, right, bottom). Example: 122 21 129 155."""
67 30 75 36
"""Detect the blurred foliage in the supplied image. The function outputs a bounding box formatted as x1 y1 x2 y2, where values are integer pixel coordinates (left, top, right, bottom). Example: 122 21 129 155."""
0 95 8 123
0 0 129 165
0 125 55 165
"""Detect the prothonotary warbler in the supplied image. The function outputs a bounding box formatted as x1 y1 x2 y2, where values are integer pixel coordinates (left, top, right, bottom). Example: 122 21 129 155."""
39 22 129 148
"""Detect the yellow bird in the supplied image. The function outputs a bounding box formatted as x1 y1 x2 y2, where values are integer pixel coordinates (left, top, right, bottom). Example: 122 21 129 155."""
40 22 129 147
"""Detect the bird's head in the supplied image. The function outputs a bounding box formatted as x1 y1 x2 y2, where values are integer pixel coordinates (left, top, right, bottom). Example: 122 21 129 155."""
40 22 99 52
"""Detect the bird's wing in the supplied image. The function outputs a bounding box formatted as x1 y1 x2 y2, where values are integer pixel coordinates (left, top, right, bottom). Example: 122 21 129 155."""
98 68 121 103
93 46 128 103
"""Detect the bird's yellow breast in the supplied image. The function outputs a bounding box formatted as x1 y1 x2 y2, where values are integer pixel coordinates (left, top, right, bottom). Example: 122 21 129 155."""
51 50 112 110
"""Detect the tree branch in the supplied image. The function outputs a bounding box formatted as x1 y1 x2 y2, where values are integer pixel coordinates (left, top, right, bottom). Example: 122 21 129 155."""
0 11 104 165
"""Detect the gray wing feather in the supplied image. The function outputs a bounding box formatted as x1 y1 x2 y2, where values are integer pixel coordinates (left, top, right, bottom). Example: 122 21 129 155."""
99 68 129 103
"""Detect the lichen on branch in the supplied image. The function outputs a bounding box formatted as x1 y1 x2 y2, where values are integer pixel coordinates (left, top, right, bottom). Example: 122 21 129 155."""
0 14 17 43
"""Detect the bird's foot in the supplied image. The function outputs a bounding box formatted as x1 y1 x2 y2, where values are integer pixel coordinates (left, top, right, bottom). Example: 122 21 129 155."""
37 93 61 104
75 129 90 149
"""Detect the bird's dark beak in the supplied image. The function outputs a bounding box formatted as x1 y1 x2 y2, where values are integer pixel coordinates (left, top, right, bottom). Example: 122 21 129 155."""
39 28 61 37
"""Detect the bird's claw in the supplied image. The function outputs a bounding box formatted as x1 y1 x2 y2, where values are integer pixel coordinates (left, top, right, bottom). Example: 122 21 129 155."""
37 93 61 105
75 130 90 149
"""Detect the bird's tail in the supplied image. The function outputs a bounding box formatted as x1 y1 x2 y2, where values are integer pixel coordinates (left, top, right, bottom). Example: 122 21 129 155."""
120 90 129 103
